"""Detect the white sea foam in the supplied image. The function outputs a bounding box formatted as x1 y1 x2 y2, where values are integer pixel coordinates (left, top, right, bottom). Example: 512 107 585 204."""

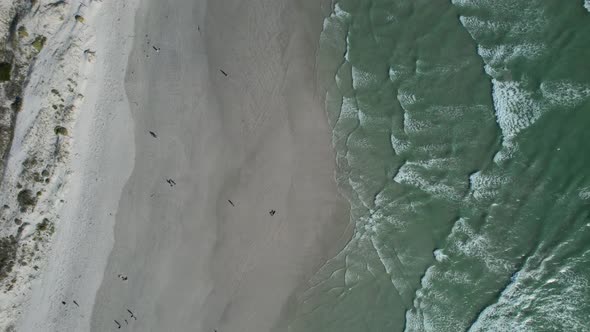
448 218 510 273
370 236 412 298
339 96 359 120
351 66 378 90
451 0 501 8
344 34 351 62
460 14 546 46
584 0 590 12
335 60 352 92
433 249 448 262
333 2 351 21
397 89 420 112
477 43 545 77
414 143 451 157
403 112 431 134
469 171 508 200
405 266 460 332
388 65 411 83
356 108 371 128
540 80 590 108
343 256 361 287
405 217 516 331
453 0 542 19
425 105 490 120
320 15 349 55
385 14 398 23
394 162 462 200
413 158 460 171
492 79 543 141
458 15 502 40
578 187 590 200
406 255 490 331
415 59 467 76
459 10 546 41
469 260 589 331
390 136 410 157
454 5 549 151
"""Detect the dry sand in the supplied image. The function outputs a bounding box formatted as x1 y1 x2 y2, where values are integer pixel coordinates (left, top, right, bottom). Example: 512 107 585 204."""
89 0 350 331
15 0 139 330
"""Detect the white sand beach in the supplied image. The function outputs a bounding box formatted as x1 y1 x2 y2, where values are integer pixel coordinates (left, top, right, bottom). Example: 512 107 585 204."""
6 0 350 330
91 0 351 330
14 0 139 331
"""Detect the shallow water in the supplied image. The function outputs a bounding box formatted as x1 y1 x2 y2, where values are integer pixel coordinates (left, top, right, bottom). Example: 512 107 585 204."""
285 1 590 331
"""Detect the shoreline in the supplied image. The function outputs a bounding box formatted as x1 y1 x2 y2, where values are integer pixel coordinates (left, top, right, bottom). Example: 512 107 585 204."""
90 0 350 330
203 0 351 330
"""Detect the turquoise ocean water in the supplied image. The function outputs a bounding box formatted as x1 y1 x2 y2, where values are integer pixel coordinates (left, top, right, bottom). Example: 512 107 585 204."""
285 1 590 331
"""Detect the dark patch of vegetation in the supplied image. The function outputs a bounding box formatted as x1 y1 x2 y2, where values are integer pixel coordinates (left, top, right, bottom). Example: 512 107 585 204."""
36 218 54 237
54 126 68 136
0 63 11 82
11 96 22 112
45 0 66 8
17 26 28 39
0 236 18 282
8 12 21 46
22 157 38 168
37 218 50 231
17 189 37 208
4 80 22 100
3 73 21 99
32 35 46 52
33 171 43 182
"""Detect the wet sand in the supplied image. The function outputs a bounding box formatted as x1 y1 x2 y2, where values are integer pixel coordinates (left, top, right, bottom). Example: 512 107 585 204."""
90 0 350 331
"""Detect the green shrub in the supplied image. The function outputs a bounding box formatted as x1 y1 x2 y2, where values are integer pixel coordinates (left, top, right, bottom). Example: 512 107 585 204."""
32 36 46 52
54 126 68 135
17 189 37 208
17 26 28 38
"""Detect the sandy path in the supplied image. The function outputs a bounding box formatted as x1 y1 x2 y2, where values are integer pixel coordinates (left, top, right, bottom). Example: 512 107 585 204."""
90 0 350 331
